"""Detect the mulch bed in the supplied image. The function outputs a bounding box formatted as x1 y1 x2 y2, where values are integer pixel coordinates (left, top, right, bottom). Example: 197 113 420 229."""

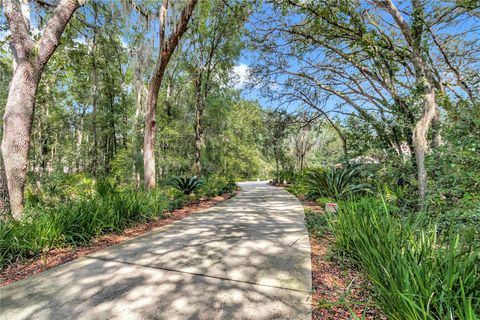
295 195 384 319
309 234 383 319
0 192 237 288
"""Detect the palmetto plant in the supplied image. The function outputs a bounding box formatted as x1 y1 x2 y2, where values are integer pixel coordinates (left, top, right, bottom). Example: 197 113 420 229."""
170 176 204 195
305 165 371 200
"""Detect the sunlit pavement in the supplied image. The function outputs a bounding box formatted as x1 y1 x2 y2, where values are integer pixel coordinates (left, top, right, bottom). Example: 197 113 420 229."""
0 182 312 320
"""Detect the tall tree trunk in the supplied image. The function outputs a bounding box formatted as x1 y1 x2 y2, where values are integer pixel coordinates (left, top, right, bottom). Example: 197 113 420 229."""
412 84 437 203
2 65 38 219
1 0 84 218
90 6 98 175
143 0 197 189
379 0 438 206
193 75 204 176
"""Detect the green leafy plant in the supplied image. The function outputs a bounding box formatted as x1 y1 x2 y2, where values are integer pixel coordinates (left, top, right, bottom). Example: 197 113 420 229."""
0 188 175 267
0 174 239 269
328 197 480 319
170 176 204 195
305 165 371 200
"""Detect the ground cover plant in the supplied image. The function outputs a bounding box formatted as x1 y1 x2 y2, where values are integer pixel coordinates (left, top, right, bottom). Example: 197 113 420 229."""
328 197 479 319
0 178 235 268
290 171 480 319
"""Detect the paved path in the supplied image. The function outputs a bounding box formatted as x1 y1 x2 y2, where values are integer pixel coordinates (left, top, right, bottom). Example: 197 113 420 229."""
0 182 312 320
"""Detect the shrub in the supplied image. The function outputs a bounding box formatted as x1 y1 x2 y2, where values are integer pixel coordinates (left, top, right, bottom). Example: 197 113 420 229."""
199 176 236 197
304 165 371 200
170 176 204 195
25 173 96 208
328 197 480 319
278 169 300 184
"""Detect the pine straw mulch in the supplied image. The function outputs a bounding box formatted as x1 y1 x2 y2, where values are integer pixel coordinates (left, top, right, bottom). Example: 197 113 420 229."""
300 196 385 320
0 192 237 288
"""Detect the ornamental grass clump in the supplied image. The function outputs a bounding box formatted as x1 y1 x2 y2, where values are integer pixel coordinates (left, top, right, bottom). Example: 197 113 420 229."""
328 197 479 319
0 187 170 267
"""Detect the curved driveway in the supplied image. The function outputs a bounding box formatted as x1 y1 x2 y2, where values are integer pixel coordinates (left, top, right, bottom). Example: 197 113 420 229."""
0 182 312 320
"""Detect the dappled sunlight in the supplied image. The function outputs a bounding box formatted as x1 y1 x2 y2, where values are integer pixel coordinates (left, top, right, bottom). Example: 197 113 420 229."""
0 182 312 319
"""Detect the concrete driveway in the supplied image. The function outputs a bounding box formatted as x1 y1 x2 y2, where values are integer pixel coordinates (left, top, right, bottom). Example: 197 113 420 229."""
0 182 312 319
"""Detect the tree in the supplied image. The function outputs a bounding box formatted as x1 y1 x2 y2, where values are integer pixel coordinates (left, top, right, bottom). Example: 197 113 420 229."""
1 0 85 218
249 0 479 204
143 0 197 189
289 112 321 172
374 0 438 205
184 0 245 176
263 109 292 183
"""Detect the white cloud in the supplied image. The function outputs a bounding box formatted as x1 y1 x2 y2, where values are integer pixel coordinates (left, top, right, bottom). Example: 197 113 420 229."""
73 36 87 45
231 63 251 89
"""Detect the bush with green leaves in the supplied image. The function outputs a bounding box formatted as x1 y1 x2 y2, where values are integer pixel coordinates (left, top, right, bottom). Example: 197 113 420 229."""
426 103 480 238
278 169 301 184
25 172 96 208
170 176 205 195
328 197 480 319
304 165 371 200
198 175 236 197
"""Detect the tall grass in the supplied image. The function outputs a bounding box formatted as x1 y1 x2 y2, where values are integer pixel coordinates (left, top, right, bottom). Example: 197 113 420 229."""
328 198 480 319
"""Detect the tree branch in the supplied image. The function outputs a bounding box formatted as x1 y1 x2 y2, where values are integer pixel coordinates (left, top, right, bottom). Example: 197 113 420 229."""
35 0 85 69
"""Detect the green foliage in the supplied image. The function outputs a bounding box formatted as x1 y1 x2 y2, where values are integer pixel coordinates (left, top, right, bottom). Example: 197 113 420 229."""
202 100 269 179
1 188 168 267
426 104 480 239
285 183 308 197
200 175 237 197
304 209 329 238
306 123 345 168
262 109 295 181
328 197 480 319
304 165 371 200
170 176 205 195
0 175 235 268
277 169 300 184
25 173 96 208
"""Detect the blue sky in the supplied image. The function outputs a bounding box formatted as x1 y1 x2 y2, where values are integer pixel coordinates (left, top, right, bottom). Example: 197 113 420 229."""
2 0 478 116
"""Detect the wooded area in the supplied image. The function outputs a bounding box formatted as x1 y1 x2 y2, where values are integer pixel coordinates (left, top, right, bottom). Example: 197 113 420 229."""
0 0 479 319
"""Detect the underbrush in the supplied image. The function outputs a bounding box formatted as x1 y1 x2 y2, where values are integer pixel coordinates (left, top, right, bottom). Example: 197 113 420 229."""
0 177 236 269
328 198 480 319
304 209 329 238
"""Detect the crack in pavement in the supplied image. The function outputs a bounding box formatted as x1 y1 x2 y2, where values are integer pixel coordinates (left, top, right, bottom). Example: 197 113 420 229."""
87 256 313 295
